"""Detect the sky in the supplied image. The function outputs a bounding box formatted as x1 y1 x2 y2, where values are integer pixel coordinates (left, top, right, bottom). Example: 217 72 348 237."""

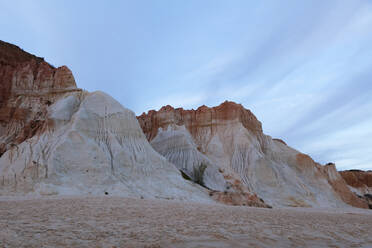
1 0 372 170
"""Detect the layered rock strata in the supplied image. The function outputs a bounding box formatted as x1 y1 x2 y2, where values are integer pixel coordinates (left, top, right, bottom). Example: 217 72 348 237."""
0 40 212 202
340 170 372 208
2 40 367 209
138 102 369 208
0 40 80 156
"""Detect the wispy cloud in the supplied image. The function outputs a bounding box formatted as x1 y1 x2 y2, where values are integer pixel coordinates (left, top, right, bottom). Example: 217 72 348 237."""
1 0 372 169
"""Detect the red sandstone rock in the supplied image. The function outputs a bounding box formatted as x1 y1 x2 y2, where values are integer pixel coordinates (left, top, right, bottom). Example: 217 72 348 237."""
339 170 372 208
209 190 271 208
1 40 368 209
137 101 263 142
322 164 369 209
0 40 81 156
340 170 372 189
138 103 370 209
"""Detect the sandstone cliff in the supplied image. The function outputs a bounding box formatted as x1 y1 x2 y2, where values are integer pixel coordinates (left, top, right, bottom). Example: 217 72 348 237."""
1 40 367 209
0 41 212 202
0 40 80 156
138 102 369 208
340 170 372 208
340 170 372 192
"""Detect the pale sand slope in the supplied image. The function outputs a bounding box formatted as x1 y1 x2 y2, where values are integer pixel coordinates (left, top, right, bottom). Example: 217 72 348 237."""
0 197 371 248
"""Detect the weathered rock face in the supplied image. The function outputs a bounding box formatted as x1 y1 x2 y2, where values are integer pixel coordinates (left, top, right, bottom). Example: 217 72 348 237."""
0 40 80 156
340 170 372 192
0 41 212 202
138 102 272 207
1 40 367 209
139 102 262 142
138 103 369 209
150 124 228 192
340 170 372 208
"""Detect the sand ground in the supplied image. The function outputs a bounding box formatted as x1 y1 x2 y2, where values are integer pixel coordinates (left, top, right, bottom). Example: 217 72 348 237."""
0 196 371 248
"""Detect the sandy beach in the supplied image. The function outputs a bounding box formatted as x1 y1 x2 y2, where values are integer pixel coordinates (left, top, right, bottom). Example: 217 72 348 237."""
0 196 371 248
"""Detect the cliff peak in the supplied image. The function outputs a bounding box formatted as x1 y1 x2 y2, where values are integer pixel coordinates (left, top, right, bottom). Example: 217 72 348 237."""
0 40 79 156
0 40 48 66
137 101 262 142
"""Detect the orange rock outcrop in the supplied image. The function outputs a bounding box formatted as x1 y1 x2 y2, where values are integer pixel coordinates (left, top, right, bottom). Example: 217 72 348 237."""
0 40 81 156
340 170 372 189
137 101 262 142
138 102 370 209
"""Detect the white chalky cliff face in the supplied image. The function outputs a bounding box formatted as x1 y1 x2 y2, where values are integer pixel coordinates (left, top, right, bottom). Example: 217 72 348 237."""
150 124 228 192
138 103 369 208
0 90 211 201
0 40 368 208
0 41 211 202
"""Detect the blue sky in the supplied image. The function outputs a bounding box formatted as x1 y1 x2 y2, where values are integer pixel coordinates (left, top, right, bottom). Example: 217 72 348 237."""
1 0 372 170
